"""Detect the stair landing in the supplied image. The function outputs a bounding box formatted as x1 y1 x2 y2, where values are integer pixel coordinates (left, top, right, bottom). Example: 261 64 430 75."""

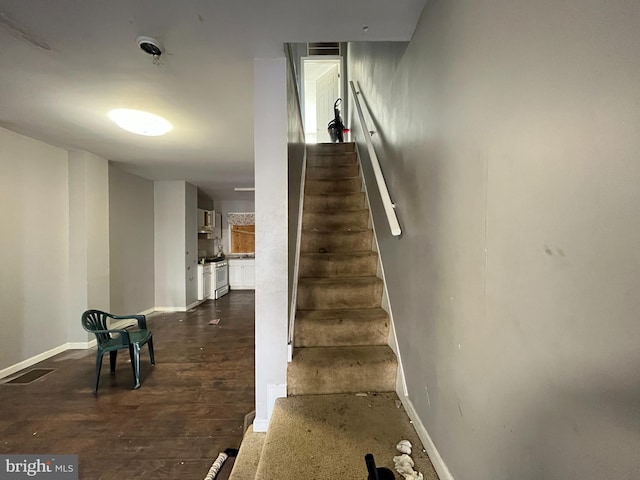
254 393 439 480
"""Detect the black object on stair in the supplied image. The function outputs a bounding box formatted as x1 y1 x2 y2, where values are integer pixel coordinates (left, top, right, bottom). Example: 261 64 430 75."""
327 98 345 143
365 453 395 480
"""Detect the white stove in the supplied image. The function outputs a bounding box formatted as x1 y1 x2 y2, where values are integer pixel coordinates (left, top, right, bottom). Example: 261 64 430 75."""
211 259 229 299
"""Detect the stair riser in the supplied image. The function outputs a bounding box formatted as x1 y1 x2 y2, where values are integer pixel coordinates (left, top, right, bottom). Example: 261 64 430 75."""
307 153 358 168
299 254 377 278
308 143 355 154
297 281 383 310
306 178 362 195
304 193 366 211
306 165 359 179
294 318 389 347
302 210 369 230
307 153 358 167
287 357 396 395
301 231 372 253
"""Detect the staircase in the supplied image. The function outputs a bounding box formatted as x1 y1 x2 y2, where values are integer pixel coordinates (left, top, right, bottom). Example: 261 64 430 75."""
229 143 420 480
288 142 397 395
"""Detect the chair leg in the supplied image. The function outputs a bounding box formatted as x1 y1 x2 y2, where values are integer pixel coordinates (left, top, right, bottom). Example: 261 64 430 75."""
94 352 104 393
148 337 155 366
109 350 118 374
129 344 141 389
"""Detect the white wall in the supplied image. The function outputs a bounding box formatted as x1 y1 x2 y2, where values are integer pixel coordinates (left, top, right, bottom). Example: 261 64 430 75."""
0 127 70 371
348 1 640 478
154 181 198 310
109 165 155 314
253 57 289 431
185 182 198 307
68 150 110 344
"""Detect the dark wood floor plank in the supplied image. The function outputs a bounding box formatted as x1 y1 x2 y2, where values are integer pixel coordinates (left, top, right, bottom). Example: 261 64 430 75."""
0 291 255 480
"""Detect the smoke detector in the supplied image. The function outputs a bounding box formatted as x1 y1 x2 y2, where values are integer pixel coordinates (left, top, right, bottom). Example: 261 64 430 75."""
136 36 164 64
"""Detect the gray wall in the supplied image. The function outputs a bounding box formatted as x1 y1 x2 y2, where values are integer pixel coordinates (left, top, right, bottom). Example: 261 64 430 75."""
109 165 155 314
68 150 110 343
185 182 198 307
154 181 198 310
0 127 70 371
348 1 640 478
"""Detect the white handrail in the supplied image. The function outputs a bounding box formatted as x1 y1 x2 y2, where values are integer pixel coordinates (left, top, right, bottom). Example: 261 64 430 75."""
349 81 401 236
286 44 306 349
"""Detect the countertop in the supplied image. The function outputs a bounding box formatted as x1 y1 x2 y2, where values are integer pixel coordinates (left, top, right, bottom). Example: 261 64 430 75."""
198 254 254 264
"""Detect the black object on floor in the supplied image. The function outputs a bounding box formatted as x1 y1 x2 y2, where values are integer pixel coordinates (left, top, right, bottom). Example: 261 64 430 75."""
203 448 239 479
365 453 395 480
5 369 55 385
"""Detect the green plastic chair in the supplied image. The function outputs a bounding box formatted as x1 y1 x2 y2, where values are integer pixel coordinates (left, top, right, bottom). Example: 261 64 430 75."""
81 309 155 392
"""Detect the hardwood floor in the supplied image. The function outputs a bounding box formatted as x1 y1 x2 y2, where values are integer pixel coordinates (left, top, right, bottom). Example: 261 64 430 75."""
0 292 255 480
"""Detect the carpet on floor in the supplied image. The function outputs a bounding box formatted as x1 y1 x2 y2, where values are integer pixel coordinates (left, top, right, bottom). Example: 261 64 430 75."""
254 392 439 480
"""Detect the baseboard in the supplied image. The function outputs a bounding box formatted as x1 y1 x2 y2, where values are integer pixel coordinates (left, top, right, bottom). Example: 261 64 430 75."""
67 339 97 349
0 343 68 380
154 306 188 312
253 383 287 433
154 300 204 313
253 418 269 433
0 306 155 380
399 393 455 480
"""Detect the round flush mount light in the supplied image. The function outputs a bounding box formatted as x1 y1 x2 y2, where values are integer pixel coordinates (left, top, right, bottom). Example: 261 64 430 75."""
136 36 163 56
108 108 173 136
136 36 164 65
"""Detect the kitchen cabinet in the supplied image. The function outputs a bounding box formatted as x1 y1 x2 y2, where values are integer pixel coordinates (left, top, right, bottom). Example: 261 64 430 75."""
198 209 222 239
197 264 212 301
228 258 255 290
197 209 211 232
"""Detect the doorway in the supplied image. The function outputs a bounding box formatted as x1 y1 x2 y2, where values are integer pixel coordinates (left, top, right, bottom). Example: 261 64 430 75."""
301 57 342 144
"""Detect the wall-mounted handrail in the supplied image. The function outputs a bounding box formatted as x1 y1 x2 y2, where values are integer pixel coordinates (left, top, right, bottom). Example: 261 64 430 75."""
286 44 305 136
349 81 401 236
285 44 307 349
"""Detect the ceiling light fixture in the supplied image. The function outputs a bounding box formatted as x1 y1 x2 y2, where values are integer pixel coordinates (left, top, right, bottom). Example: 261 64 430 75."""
234 187 255 192
108 108 173 136
136 35 164 65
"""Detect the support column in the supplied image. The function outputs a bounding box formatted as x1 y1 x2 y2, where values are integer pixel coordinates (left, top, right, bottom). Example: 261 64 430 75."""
253 57 289 431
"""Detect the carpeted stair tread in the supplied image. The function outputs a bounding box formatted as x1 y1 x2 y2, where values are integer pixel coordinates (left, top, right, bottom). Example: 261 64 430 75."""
307 154 358 166
287 345 397 395
294 308 389 347
302 209 369 230
305 177 362 195
228 425 266 480
299 251 378 278
296 276 383 310
306 164 360 179
300 229 372 253
254 394 438 480
307 142 355 154
304 192 366 211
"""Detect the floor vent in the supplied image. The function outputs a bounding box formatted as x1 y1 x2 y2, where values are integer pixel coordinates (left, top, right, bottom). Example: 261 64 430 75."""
3 368 55 385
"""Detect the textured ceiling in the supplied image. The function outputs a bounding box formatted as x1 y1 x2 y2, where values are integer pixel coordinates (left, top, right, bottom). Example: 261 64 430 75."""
0 0 425 200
